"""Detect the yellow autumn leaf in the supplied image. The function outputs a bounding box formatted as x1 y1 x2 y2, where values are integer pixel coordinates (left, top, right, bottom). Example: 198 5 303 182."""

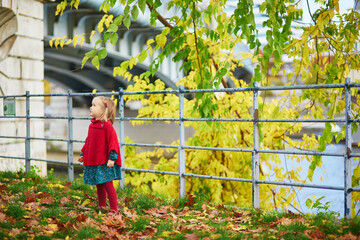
89 30 96 41
278 90 290 97
54 38 60 48
105 14 113 28
80 35 85 46
49 39 54 47
97 14 107 33
186 34 195 46
47 183 65 189
72 35 79 47
60 39 65 48
81 199 91 206
155 34 167 49
129 56 138 69
160 231 172 237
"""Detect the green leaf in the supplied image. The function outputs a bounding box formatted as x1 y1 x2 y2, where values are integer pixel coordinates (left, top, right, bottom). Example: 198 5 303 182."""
131 5 139 21
107 23 118 33
124 5 130 15
98 48 107 60
110 32 118 45
273 50 281 68
306 198 312 208
124 15 131 29
91 55 100 70
81 56 89 68
114 15 124 25
85 49 97 57
263 45 273 60
95 39 103 47
253 65 262 82
138 0 146 14
323 122 333 143
103 32 110 42
138 50 148 63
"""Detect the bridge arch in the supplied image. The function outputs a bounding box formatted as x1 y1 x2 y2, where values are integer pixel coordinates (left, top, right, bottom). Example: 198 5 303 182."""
44 1 181 101
0 7 17 61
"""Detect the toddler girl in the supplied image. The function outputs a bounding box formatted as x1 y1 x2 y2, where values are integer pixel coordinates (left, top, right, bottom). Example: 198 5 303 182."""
78 96 121 212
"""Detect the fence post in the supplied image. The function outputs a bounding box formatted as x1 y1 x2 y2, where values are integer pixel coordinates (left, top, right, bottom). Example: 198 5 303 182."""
119 88 126 188
252 82 260 209
344 77 352 218
178 86 186 199
25 91 31 172
67 89 74 181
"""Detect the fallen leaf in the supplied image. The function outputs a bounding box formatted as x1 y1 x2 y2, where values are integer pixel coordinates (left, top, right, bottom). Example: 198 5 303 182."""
76 213 87 222
201 203 207 211
103 214 127 229
63 182 72 187
47 183 65 189
336 233 359 240
277 217 294 225
185 233 199 240
123 207 137 220
309 228 325 239
184 195 196 207
0 184 7 191
59 196 70 207
9 228 22 237
0 212 6 222
81 199 92 206
40 197 55 205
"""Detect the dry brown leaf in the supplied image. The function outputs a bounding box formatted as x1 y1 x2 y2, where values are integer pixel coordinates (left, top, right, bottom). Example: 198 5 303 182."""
309 228 325 239
336 233 359 240
201 203 207 211
103 214 127 229
59 196 70 206
185 233 199 240
277 217 294 225
123 207 137 220
40 196 55 205
76 213 87 222
9 228 22 237
0 212 6 222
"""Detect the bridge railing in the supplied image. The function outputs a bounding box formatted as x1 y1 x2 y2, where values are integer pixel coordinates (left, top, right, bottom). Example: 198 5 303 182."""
0 77 360 218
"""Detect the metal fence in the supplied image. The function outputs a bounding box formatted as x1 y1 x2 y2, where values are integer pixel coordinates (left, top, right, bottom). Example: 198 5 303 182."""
0 77 360 218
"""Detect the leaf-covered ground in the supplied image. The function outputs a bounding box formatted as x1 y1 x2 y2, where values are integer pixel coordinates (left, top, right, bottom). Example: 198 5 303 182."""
0 170 359 239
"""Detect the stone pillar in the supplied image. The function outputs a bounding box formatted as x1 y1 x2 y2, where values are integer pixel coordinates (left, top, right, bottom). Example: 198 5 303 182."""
0 0 46 175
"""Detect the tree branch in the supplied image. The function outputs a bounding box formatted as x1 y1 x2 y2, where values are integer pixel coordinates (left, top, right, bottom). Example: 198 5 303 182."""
146 2 174 30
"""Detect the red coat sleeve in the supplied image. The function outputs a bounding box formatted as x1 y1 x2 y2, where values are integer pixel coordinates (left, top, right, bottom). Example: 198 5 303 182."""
81 125 90 154
105 122 121 166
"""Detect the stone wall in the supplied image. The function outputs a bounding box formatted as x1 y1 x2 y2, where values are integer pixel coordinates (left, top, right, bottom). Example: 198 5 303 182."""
0 0 46 175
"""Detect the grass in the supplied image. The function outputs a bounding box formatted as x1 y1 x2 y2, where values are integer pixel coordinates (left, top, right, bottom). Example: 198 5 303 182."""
0 169 359 239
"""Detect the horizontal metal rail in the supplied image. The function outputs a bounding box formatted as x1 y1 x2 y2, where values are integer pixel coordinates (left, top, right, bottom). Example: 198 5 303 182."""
0 82 359 99
123 168 178 176
256 179 344 191
123 143 178 149
0 155 26 160
183 173 253 183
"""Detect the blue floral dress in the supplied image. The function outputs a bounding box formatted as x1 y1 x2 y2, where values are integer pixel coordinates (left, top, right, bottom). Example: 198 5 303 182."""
83 150 122 185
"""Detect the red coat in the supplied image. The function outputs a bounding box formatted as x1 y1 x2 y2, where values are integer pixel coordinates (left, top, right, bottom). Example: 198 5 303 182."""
81 118 121 166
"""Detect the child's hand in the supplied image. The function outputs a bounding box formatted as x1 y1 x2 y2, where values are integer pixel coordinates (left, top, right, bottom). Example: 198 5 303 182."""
107 160 115 167
78 156 83 163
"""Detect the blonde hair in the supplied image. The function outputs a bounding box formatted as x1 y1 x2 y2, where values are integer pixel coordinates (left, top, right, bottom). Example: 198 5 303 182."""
93 96 116 124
